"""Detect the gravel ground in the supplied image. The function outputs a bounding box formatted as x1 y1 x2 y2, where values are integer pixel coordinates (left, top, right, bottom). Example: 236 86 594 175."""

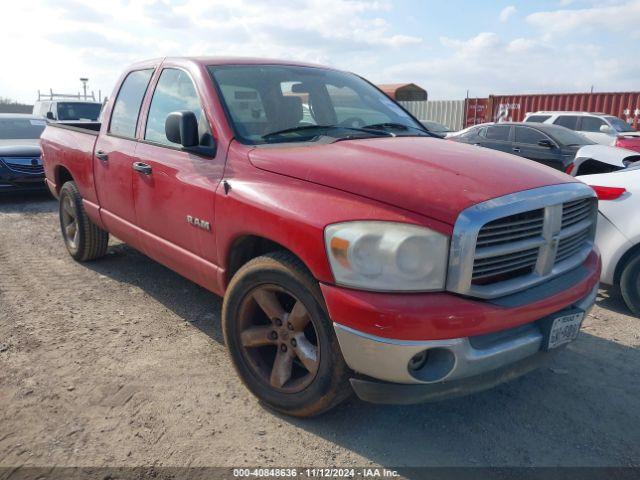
0 194 639 468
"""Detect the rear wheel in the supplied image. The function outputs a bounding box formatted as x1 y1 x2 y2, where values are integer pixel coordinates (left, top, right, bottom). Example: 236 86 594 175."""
620 251 640 316
222 251 352 417
59 181 109 261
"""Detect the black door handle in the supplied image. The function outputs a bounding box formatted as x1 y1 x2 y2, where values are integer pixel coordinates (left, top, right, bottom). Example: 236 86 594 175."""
132 162 152 175
95 150 108 161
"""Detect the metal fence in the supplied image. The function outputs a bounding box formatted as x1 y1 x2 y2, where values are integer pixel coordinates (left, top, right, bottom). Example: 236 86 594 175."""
399 100 465 131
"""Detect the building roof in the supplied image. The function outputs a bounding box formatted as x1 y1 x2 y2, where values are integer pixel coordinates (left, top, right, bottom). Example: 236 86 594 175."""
377 83 427 97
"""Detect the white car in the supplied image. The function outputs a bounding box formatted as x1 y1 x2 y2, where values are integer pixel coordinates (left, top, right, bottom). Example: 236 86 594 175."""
577 165 640 314
572 144 640 176
525 111 640 152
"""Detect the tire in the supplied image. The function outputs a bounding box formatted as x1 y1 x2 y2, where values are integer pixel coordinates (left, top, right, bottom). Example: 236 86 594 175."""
620 251 640 316
59 181 109 262
222 251 352 417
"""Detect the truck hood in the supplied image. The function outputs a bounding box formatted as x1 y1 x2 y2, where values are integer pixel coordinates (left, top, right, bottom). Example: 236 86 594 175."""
0 142 41 156
248 137 576 225
0 139 40 150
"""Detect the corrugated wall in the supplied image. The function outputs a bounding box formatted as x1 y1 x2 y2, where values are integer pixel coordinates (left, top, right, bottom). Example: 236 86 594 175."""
399 100 465 131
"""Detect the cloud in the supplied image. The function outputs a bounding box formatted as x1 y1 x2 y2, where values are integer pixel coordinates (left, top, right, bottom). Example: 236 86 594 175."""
45 0 106 23
499 5 517 22
527 1 640 37
381 31 639 99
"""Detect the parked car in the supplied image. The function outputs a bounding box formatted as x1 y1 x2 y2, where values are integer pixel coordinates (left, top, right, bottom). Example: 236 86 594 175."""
577 165 640 314
449 122 595 171
41 57 600 417
33 98 102 122
524 111 640 153
571 144 640 176
0 114 46 193
420 120 451 137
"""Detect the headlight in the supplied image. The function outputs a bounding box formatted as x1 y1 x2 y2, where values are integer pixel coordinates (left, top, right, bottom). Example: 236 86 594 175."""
324 221 449 291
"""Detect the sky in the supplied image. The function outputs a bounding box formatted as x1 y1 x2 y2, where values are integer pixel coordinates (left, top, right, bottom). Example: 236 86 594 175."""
1 0 639 104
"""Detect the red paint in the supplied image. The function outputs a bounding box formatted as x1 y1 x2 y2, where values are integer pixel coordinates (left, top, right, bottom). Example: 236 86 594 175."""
615 136 640 153
41 57 600 342
322 251 600 341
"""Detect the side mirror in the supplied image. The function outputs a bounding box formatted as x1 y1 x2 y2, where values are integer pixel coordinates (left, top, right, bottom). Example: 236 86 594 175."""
45 111 54 120
599 124 613 134
165 111 199 148
538 139 554 148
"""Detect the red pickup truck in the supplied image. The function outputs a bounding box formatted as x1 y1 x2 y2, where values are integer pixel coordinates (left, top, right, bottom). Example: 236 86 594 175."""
41 57 600 417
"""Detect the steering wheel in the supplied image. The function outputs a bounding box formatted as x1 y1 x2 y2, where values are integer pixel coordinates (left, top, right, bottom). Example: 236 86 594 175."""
338 117 366 128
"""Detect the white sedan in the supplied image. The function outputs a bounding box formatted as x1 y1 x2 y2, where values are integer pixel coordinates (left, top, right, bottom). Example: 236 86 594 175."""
577 165 640 314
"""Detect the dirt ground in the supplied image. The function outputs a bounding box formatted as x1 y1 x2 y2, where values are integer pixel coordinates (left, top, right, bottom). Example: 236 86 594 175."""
1 193 639 469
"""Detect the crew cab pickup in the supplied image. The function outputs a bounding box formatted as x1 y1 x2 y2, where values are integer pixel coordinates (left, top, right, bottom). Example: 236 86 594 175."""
41 57 601 417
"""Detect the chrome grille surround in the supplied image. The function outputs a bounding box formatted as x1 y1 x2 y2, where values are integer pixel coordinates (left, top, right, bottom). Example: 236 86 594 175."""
447 183 597 299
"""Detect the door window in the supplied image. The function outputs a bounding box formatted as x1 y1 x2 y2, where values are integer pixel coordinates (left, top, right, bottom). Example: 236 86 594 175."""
145 68 210 146
109 68 154 138
580 117 606 132
485 125 510 141
524 115 551 123
553 115 579 130
514 126 549 145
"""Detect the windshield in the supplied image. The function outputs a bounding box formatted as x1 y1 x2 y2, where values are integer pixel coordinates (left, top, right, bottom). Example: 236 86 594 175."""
550 127 595 146
57 102 102 121
209 65 427 144
0 118 45 139
605 116 636 133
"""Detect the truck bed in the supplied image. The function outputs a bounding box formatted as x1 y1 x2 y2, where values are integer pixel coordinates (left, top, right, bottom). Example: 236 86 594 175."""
41 121 100 207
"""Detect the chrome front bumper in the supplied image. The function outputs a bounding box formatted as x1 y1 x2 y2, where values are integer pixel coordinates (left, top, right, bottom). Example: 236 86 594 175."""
334 283 598 388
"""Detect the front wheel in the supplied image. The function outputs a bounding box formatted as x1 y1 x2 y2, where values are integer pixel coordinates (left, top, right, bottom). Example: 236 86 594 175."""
620 251 640 316
222 252 352 417
59 181 109 261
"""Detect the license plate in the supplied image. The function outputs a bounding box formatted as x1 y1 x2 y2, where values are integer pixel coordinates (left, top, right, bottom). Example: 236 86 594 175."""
544 312 584 350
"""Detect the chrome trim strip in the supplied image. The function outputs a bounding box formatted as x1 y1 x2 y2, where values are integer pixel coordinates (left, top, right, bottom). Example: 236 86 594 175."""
447 183 597 299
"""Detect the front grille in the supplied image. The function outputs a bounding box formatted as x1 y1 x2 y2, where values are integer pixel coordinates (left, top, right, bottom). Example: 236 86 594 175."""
2 157 43 175
447 184 597 299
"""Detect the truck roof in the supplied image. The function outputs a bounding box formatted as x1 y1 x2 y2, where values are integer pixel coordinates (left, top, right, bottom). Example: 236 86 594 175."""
128 56 337 71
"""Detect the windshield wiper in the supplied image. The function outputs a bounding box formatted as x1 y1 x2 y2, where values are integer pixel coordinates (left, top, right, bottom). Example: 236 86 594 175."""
261 124 392 141
362 122 432 135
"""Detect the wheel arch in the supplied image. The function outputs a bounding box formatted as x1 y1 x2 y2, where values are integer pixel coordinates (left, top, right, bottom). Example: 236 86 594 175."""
613 242 640 286
225 234 315 286
54 165 74 193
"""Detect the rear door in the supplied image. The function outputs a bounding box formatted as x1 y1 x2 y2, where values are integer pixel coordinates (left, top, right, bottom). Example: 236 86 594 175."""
133 67 224 273
479 124 512 153
94 68 154 244
512 126 564 170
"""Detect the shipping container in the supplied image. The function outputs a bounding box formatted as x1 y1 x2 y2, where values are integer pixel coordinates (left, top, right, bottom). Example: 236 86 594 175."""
399 100 465 131
464 98 489 127
483 92 640 128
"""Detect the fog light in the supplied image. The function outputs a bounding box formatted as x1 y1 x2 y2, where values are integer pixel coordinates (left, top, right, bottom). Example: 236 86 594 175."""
408 351 428 370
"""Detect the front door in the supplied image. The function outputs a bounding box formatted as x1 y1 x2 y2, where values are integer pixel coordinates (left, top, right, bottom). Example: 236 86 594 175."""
94 68 154 244
512 126 562 170
132 68 224 288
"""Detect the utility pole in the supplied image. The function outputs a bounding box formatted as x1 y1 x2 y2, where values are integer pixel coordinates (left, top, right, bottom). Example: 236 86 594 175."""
80 77 89 100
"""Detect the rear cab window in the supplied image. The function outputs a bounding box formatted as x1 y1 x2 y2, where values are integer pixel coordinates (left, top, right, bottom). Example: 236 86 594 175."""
109 69 154 138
